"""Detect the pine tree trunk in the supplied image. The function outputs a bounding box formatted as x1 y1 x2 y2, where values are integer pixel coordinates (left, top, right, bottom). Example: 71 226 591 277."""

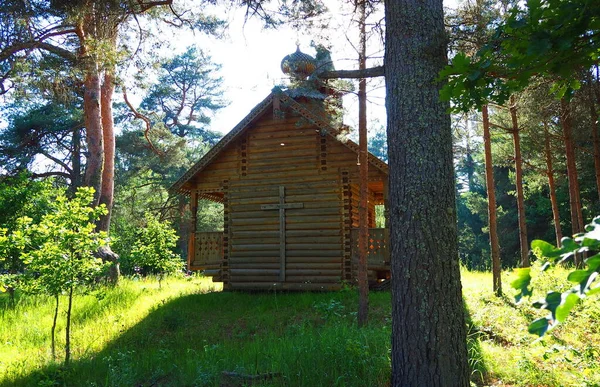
587 84 600 202
98 70 115 233
561 98 584 267
483 105 502 295
385 0 469 384
78 16 104 206
70 126 82 196
543 121 563 246
509 97 529 267
356 0 369 328
82 70 104 206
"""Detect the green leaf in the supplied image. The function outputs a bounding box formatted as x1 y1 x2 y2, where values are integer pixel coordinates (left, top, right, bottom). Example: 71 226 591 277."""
511 267 532 303
585 254 600 271
528 317 550 336
531 239 562 260
560 237 579 252
556 293 580 322
567 270 591 284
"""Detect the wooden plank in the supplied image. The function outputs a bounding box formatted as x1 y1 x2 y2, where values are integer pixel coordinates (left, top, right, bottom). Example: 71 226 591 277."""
229 174 337 188
228 263 280 269
232 229 341 238
286 276 341 283
230 269 280 275
287 250 342 257
286 222 341 230
230 275 281 282
231 244 279 251
231 180 339 192
248 151 315 162
286 263 341 270
250 130 317 140
284 269 341 276
232 207 340 219
230 250 280 257
286 256 341 263
261 202 304 210
228 282 341 291
285 243 340 250
229 257 280 264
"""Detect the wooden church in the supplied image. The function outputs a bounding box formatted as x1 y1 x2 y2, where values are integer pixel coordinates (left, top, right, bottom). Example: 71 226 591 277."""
171 47 390 290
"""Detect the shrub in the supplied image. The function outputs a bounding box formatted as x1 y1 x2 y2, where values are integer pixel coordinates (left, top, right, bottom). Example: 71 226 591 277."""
129 214 183 286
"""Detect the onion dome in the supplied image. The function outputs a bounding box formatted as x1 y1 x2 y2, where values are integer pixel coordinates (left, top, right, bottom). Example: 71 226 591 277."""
281 45 317 80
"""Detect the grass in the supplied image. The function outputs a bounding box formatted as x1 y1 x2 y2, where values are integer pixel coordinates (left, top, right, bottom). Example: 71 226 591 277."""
1 268 599 386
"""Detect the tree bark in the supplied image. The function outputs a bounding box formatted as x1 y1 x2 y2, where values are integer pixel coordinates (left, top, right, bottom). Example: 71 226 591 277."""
543 121 563 246
586 82 600 202
98 70 115 233
483 105 502 295
509 96 529 267
70 126 82 196
560 98 584 267
82 70 104 206
386 0 469 384
356 0 369 328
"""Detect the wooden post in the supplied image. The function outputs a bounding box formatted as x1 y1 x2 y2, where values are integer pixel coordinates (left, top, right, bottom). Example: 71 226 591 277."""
383 177 390 263
188 190 198 270
357 0 369 327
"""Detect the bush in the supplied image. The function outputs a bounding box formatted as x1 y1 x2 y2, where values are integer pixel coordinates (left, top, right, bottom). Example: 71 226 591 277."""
129 214 183 285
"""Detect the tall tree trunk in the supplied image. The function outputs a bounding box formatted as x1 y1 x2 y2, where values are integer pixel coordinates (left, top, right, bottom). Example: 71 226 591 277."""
82 70 104 206
356 0 369 328
586 80 600 201
543 121 563 246
483 105 502 295
98 69 115 233
561 98 584 267
386 0 469 384
561 98 584 266
509 97 529 267
70 126 82 196
78 16 104 206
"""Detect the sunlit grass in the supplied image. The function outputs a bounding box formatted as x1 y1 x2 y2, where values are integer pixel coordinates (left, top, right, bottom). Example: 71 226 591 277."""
1 269 599 386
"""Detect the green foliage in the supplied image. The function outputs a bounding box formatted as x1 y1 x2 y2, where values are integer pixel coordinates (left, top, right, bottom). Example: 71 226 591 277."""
139 46 226 142
19 187 109 297
129 214 183 281
440 0 600 111
0 174 58 296
512 216 600 336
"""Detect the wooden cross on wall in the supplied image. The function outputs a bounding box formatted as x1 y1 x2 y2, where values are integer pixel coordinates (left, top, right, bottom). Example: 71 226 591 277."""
261 186 304 281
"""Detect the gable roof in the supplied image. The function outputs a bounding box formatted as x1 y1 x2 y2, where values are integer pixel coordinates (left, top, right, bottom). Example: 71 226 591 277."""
170 90 388 194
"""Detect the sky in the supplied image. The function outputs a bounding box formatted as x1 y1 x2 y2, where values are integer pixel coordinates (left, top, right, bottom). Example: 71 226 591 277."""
171 0 460 136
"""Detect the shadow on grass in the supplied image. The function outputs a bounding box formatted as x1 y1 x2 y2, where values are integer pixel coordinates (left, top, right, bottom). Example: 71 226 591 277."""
464 300 490 386
6 289 392 387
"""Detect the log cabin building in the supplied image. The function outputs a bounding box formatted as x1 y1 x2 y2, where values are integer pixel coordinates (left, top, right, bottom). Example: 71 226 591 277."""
171 47 390 290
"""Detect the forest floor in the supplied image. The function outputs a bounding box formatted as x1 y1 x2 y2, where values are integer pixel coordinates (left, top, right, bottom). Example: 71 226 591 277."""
0 268 599 387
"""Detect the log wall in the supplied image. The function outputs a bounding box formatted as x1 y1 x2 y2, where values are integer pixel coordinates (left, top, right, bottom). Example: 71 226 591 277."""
188 103 388 290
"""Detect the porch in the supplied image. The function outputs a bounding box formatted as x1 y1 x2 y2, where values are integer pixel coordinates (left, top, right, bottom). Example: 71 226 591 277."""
190 228 390 278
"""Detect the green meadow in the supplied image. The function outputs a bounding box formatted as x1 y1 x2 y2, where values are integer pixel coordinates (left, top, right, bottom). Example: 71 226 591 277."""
1 269 599 387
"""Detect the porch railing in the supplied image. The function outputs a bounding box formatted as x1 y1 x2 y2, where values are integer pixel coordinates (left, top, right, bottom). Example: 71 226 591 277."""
350 228 389 271
192 231 223 270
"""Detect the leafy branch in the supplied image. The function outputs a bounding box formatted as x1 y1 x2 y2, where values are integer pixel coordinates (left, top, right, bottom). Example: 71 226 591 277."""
512 216 600 336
